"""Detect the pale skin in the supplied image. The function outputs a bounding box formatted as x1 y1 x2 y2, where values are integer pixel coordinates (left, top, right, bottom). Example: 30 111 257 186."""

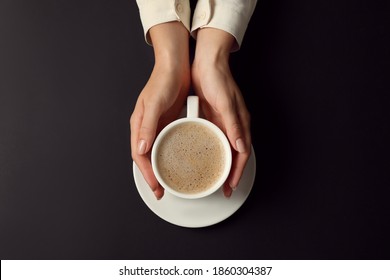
130 21 251 200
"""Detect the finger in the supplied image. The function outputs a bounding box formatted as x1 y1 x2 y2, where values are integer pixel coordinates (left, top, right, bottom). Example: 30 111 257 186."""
130 108 143 158
237 97 252 151
223 181 233 198
130 108 164 200
134 155 164 200
223 108 247 154
228 150 250 190
228 101 251 190
136 100 162 155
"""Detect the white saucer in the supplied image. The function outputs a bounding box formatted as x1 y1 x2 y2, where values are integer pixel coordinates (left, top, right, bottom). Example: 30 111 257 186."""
132 146 256 228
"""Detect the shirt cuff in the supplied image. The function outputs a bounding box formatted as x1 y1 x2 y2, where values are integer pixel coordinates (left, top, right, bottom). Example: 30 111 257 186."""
191 0 257 52
136 0 191 46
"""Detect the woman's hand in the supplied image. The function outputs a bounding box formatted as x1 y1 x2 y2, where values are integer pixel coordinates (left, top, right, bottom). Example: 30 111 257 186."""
130 22 190 199
192 28 252 198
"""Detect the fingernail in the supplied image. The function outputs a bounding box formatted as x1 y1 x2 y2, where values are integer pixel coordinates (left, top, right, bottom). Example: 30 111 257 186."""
154 189 162 200
230 182 237 191
137 139 146 155
236 138 246 153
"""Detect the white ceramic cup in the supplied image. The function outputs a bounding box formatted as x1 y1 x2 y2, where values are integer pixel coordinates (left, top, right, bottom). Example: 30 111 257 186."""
151 96 232 199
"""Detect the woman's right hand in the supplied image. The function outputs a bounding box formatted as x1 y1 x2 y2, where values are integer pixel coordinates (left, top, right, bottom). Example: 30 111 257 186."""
130 22 190 200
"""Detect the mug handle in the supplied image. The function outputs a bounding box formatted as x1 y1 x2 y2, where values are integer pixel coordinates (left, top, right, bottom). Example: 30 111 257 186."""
186 96 199 119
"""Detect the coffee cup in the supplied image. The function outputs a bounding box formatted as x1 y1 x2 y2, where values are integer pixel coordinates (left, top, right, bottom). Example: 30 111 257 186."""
151 96 232 199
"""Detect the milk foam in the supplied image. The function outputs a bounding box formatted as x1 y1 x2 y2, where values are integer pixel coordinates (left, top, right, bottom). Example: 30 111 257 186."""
156 122 226 194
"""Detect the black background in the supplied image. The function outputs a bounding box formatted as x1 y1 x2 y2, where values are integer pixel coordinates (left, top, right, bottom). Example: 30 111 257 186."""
1 0 389 259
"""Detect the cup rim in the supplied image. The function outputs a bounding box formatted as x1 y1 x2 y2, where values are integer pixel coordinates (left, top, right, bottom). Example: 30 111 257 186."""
151 117 232 199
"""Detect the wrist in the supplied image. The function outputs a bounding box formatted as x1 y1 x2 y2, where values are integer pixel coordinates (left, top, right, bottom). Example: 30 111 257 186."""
154 53 189 75
150 22 190 72
193 28 234 70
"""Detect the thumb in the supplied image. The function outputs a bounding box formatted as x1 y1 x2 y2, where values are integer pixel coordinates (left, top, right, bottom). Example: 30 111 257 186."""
224 111 247 154
137 105 161 155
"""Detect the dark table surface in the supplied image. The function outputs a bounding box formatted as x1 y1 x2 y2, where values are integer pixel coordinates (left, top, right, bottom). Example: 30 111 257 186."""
1 0 389 260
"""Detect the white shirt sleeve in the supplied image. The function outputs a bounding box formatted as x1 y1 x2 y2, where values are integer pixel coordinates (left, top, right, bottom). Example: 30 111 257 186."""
191 0 258 52
136 0 191 46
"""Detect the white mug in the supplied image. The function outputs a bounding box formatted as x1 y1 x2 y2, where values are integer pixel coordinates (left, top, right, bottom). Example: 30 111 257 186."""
151 96 232 199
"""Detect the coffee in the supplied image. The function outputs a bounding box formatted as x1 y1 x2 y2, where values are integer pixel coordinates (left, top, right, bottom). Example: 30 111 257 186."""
155 122 226 194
